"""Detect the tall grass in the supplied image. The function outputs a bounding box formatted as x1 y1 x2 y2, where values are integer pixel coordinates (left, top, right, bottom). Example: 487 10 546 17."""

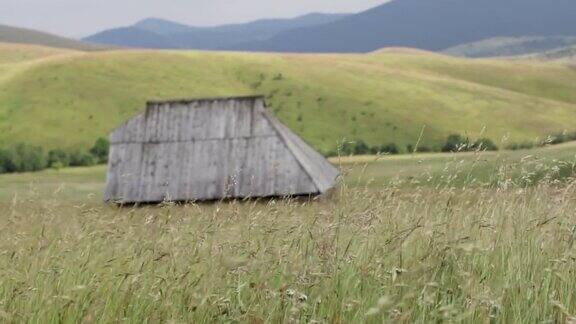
1 165 576 322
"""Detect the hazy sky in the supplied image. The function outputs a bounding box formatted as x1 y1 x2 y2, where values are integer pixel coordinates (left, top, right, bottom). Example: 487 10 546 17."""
2 0 387 38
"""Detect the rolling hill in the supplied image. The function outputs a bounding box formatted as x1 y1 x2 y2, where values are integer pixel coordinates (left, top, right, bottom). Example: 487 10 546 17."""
227 0 576 53
0 24 105 51
528 46 576 62
442 36 576 58
2 43 576 154
84 13 349 50
0 43 73 64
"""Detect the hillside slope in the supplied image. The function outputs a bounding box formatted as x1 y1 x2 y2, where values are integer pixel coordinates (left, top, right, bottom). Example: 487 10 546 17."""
2 45 576 153
228 0 576 53
443 36 576 58
528 46 576 62
0 43 76 64
0 24 104 51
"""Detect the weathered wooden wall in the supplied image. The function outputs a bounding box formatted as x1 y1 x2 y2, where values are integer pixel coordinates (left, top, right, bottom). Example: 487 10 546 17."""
105 96 338 203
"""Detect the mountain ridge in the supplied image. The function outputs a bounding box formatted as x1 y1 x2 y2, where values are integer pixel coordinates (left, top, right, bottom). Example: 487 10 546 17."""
133 18 192 35
84 13 350 50
225 0 576 53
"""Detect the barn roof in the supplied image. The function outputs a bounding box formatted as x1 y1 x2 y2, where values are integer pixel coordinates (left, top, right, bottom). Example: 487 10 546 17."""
105 96 338 202
146 95 263 106
263 110 338 193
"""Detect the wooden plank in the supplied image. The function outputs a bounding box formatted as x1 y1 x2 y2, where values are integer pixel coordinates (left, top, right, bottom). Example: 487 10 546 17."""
105 96 334 203
264 111 339 193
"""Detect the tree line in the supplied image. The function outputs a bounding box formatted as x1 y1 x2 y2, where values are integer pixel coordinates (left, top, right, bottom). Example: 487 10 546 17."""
1 130 574 173
326 134 499 157
506 131 576 151
326 130 576 157
0 138 109 174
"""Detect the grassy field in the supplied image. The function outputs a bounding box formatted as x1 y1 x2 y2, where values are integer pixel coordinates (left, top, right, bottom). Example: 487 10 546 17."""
2 141 576 203
3 43 576 322
1 145 576 322
2 44 576 153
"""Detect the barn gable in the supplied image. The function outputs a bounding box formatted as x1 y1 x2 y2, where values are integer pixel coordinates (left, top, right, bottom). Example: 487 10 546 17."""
105 96 339 203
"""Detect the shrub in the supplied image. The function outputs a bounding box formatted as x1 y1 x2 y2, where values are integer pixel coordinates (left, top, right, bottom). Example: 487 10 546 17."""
337 140 368 156
378 143 400 155
0 148 16 173
442 134 470 152
407 144 436 153
541 131 576 146
338 142 354 156
12 144 47 172
48 149 70 168
353 140 371 155
69 150 97 167
0 144 47 173
472 138 498 151
90 137 110 163
506 142 535 151
325 150 337 158
417 146 434 153
0 137 110 174
442 135 498 152
329 140 402 157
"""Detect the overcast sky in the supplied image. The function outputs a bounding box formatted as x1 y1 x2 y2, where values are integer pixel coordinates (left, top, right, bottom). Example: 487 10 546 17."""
2 0 387 38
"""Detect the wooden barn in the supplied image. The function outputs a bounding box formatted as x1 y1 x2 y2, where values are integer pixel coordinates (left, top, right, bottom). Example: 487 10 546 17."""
104 96 339 203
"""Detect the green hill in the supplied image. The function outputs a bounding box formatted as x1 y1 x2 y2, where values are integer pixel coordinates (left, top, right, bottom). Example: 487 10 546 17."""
0 43 75 64
2 44 576 154
527 46 576 62
442 36 576 58
0 24 105 51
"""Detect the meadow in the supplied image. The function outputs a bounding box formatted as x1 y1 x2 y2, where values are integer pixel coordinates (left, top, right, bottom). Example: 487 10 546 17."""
2 41 576 322
1 144 576 322
2 43 576 154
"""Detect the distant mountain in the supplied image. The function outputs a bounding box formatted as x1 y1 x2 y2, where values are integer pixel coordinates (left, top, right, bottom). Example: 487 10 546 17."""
134 18 191 36
443 36 576 58
84 13 350 50
0 24 105 51
84 27 173 49
227 0 576 53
